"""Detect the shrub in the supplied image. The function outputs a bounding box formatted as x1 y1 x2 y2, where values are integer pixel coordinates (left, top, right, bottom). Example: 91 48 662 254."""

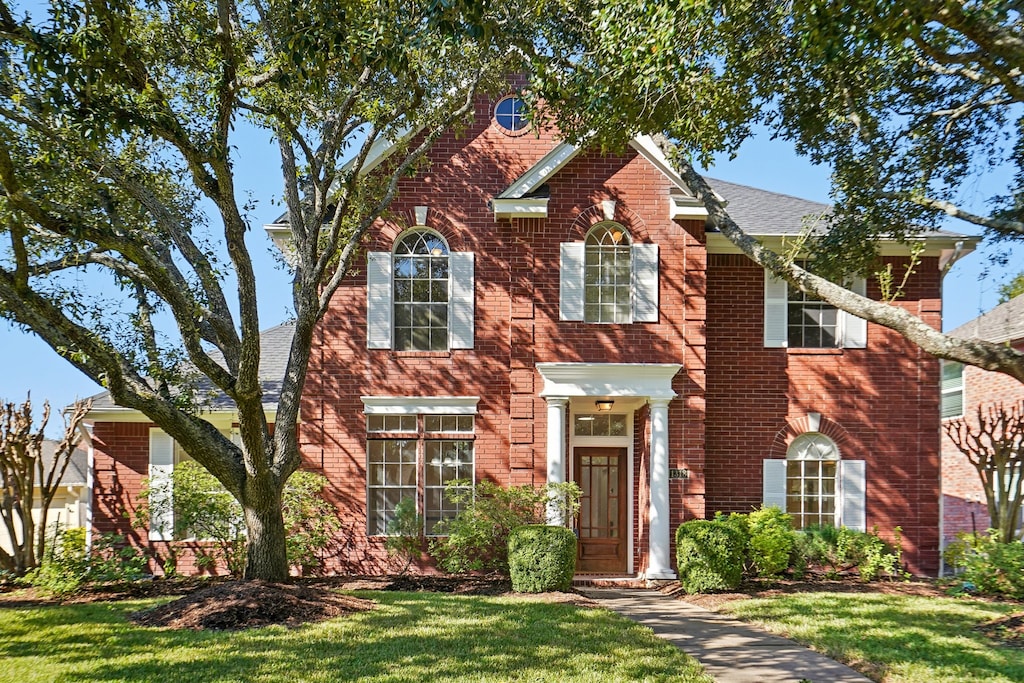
746 507 795 578
282 470 341 575
675 519 745 593
508 525 577 593
431 480 581 574
385 497 424 574
946 532 1024 599
21 529 146 598
793 524 906 581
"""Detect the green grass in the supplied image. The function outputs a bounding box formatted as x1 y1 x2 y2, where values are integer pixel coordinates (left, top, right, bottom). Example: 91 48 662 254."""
0 591 711 682
721 591 1024 682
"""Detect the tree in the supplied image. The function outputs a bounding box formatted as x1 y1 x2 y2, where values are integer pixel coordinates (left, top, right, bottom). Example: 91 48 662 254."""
531 0 1024 381
0 396 91 575
998 272 1024 304
945 401 1024 543
0 0 535 580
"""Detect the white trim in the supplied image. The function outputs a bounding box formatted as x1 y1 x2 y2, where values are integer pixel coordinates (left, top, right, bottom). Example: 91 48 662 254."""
497 143 581 199
491 198 549 219
670 195 710 219
361 396 480 415
414 206 428 226
537 363 680 400
707 232 976 261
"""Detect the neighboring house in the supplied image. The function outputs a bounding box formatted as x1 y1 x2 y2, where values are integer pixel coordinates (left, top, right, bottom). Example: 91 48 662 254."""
941 294 1024 549
0 439 89 556
86 90 970 577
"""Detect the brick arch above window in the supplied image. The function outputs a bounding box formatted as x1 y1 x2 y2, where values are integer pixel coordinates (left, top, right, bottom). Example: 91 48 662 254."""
370 209 465 252
566 203 649 243
767 414 852 460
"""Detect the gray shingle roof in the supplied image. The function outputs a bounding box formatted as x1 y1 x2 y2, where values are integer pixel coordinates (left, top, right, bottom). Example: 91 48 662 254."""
948 295 1024 345
40 440 89 486
705 178 832 234
87 322 295 414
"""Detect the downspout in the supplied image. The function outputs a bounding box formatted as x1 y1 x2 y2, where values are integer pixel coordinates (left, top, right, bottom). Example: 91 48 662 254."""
78 422 95 554
937 239 964 577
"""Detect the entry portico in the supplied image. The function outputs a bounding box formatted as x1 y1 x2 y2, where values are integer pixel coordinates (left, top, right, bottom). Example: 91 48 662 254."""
536 362 681 579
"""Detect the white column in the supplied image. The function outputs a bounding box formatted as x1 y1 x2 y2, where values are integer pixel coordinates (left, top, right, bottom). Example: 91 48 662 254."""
647 397 676 579
545 397 569 525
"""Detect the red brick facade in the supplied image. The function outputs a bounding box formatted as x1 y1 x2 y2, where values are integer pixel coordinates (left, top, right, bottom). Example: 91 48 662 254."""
89 92 947 576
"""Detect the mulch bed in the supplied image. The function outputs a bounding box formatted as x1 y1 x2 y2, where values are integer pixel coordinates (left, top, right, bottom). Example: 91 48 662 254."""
976 613 1024 648
128 580 374 630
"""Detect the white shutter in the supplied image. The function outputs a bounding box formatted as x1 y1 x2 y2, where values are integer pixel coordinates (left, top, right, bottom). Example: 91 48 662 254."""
840 459 867 532
764 270 789 348
762 459 787 511
148 430 175 541
631 243 659 322
366 251 392 349
842 276 868 349
559 242 585 321
449 252 475 349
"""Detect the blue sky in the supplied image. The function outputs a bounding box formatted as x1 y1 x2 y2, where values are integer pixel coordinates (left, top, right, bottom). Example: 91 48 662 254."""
0 122 1019 419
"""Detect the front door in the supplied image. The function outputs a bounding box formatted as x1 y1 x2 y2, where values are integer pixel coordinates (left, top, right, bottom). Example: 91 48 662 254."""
574 447 628 573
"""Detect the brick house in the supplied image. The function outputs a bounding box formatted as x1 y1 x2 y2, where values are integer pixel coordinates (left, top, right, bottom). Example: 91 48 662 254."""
84 92 968 577
941 295 1024 550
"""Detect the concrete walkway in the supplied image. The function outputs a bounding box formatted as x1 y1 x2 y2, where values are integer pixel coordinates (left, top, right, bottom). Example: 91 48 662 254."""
580 588 872 683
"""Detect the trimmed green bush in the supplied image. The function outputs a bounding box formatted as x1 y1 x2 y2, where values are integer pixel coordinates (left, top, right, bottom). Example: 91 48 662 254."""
675 519 745 593
747 506 795 577
508 525 577 593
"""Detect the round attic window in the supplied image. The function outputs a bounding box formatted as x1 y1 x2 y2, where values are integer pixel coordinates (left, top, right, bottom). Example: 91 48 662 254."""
494 95 529 135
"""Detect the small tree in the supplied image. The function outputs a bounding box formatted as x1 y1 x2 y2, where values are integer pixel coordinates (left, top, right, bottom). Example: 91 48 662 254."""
945 401 1024 543
0 396 91 576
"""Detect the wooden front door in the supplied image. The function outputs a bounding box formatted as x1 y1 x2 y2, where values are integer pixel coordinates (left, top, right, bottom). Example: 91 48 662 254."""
575 447 628 573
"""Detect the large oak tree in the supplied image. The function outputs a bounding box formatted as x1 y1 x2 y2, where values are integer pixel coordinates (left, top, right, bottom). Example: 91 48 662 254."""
0 0 533 580
532 0 1024 381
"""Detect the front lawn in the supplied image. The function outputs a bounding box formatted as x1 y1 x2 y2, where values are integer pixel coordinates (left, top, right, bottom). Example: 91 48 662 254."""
721 591 1024 682
0 591 711 683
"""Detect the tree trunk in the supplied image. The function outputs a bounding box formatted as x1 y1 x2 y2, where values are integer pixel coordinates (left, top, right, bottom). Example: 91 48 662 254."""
241 481 289 581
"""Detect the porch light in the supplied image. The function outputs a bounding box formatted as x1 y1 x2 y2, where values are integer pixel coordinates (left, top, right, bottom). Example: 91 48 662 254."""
595 399 614 412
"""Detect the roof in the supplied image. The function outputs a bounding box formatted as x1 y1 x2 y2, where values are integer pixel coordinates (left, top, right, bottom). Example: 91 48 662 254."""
948 295 1024 345
40 439 89 487
87 322 295 415
703 177 831 235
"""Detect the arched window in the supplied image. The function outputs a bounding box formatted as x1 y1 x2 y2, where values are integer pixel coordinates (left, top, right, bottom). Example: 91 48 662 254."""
786 433 840 529
393 230 449 351
584 222 632 323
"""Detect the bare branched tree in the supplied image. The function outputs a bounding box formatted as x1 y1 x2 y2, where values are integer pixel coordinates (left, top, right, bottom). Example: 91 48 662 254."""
944 401 1024 543
0 397 91 575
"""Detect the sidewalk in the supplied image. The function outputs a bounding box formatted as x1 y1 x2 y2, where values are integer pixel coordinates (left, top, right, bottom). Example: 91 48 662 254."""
580 588 872 683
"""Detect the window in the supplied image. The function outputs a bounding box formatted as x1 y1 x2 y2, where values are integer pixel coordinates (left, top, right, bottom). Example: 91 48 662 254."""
366 231 474 350
788 288 838 347
785 433 840 529
494 95 528 133
584 223 632 323
574 413 628 437
366 413 475 536
393 230 449 351
559 226 659 323
941 361 964 419
762 430 866 532
764 266 867 348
